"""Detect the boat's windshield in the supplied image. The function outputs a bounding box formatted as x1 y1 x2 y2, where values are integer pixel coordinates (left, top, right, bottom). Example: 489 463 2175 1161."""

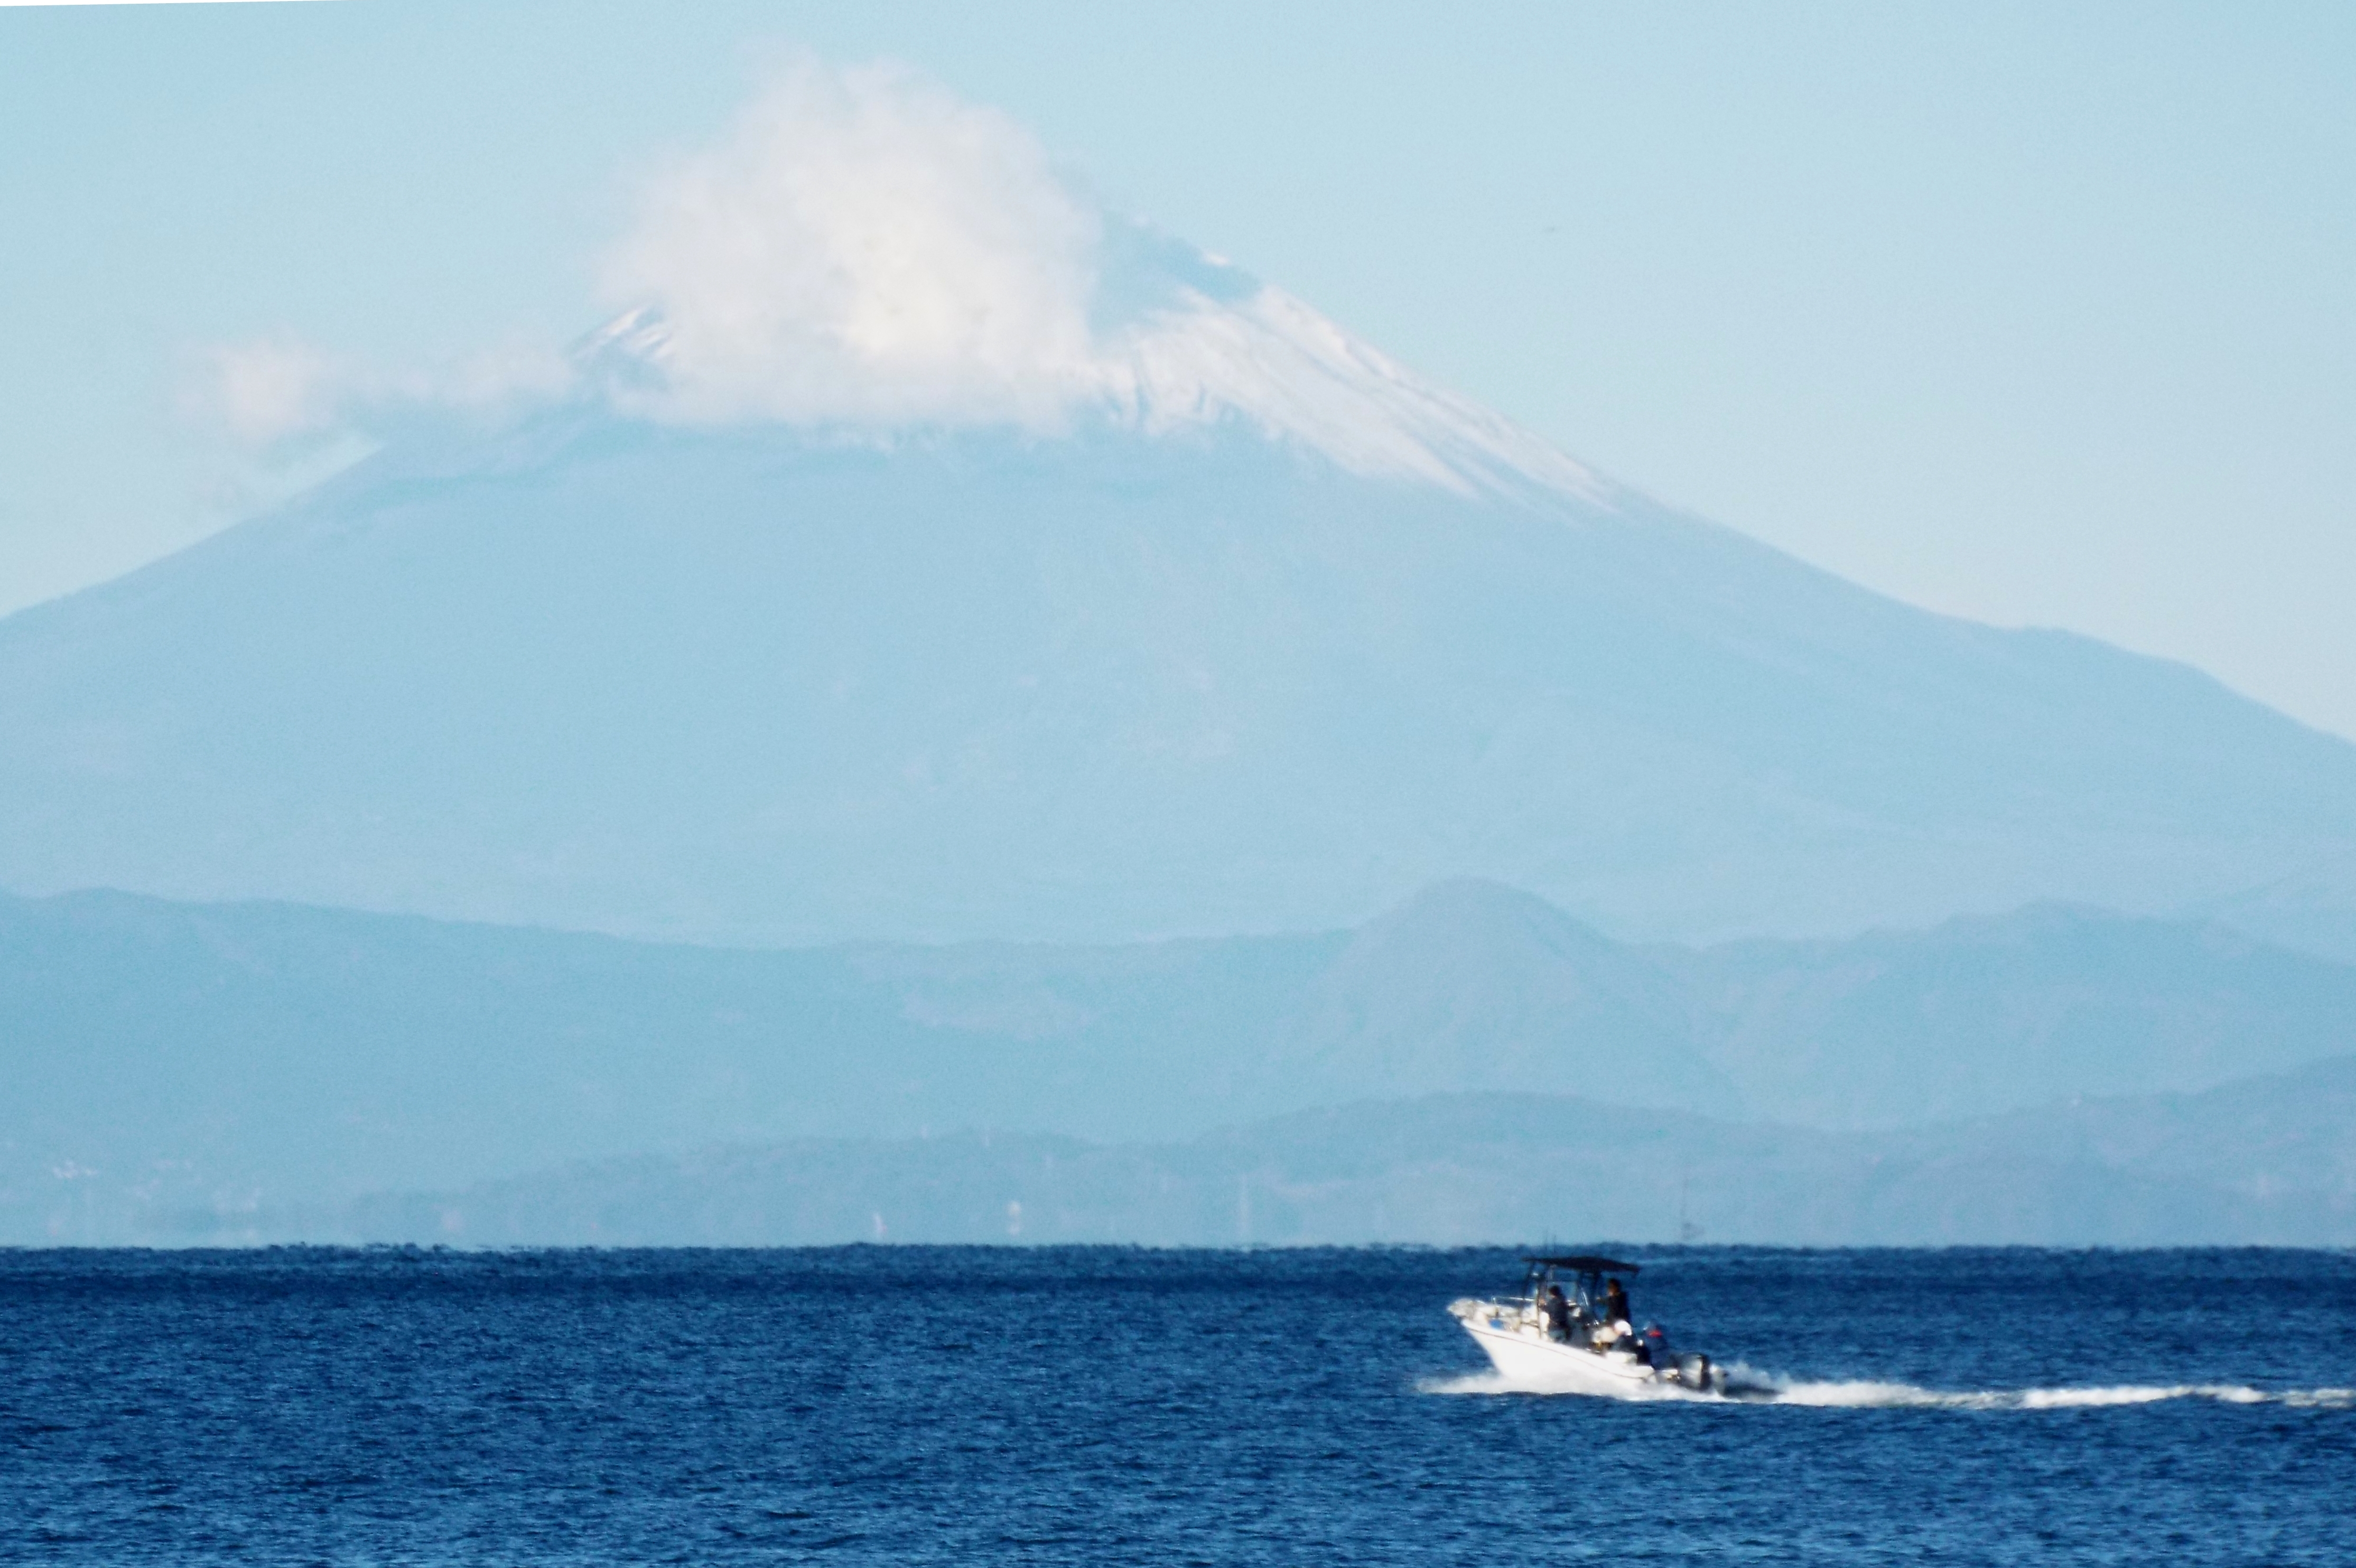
1520 1257 1636 1319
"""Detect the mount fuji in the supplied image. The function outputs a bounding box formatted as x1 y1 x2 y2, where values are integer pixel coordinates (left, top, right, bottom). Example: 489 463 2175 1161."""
4 71 2354 948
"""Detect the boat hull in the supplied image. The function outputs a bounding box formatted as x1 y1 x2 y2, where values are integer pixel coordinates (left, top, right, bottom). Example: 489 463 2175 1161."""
1449 1299 1705 1396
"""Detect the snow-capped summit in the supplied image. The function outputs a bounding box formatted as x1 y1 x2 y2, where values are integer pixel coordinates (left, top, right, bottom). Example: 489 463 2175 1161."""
553 62 1604 501
1083 254 1604 501
583 214 1601 503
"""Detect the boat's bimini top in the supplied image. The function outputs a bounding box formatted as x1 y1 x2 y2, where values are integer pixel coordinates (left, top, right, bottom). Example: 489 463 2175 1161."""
1520 1255 1641 1274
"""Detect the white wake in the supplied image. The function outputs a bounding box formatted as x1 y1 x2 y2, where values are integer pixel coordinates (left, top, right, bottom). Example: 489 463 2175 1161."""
1423 1366 2355 1411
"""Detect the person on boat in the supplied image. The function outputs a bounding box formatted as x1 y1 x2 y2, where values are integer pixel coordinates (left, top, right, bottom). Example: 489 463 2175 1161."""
1543 1284 1573 1340
1604 1277 1631 1331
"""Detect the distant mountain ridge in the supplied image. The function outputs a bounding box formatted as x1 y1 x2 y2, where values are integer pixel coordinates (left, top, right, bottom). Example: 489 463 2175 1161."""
71 1059 2356 1249
6 880 2352 1243
377 1056 2356 1247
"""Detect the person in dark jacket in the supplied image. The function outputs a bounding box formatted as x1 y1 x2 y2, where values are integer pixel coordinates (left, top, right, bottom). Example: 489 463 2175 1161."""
1604 1277 1631 1329
1543 1284 1572 1339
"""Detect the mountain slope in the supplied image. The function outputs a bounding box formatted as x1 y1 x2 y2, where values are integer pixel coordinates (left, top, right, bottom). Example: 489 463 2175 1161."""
1284 879 1733 1114
3 397 2351 948
11 76 2352 949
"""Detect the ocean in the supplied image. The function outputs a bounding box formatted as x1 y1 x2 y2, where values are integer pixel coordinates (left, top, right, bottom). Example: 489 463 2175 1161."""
3 1246 2349 1563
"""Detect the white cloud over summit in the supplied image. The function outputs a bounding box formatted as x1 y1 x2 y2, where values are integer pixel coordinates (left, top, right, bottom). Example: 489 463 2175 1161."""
192 337 349 447
600 58 1103 429
200 58 1597 500
191 336 570 451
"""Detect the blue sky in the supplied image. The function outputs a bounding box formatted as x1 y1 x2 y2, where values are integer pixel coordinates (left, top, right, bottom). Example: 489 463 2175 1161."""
3 0 2351 735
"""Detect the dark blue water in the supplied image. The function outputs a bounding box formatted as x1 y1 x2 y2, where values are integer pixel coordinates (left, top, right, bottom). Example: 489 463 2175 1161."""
3 1247 2350 1564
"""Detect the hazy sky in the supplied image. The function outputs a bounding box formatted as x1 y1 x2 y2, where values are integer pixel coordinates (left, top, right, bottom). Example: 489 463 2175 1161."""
3 1 2351 735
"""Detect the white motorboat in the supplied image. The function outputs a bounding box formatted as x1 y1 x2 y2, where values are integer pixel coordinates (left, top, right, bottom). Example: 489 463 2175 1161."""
1448 1255 1722 1396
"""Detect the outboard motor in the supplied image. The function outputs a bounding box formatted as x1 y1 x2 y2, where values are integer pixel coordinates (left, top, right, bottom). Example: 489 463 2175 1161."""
1677 1351 1715 1391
